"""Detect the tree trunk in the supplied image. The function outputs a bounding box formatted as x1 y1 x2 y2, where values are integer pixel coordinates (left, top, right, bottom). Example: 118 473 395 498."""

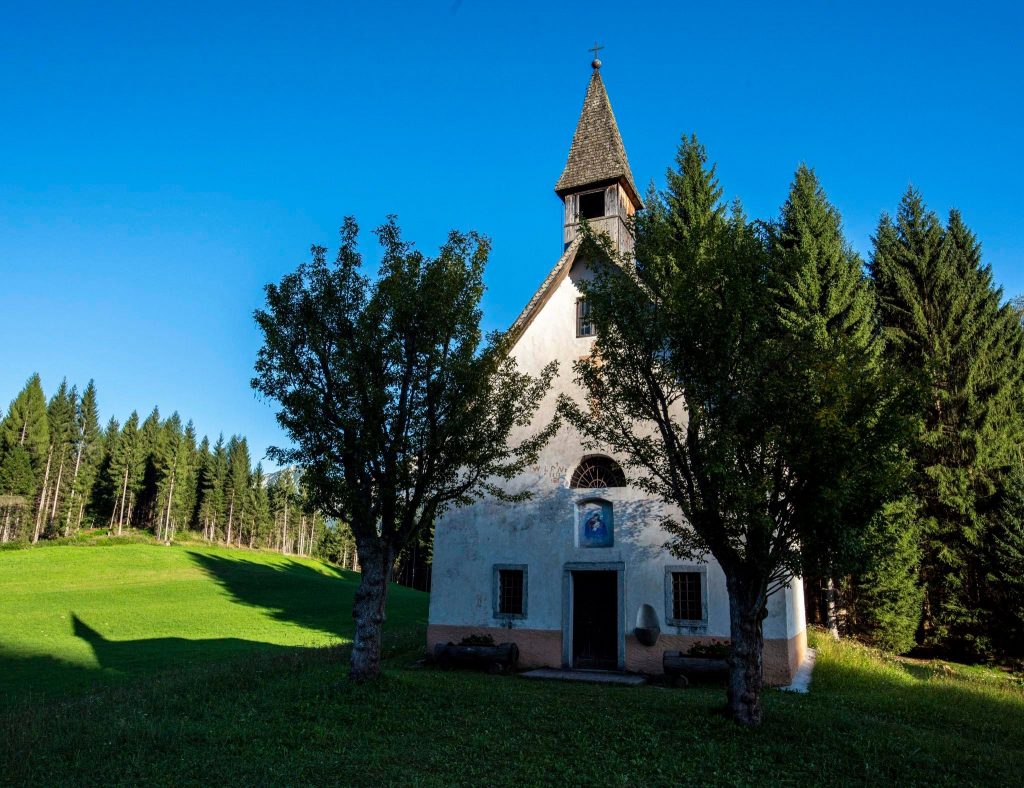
33 448 53 544
824 576 840 640
349 541 393 682
117 465 130 534
49 454 66 524
76 499 85 531
725 572 767 727
282 497 289 555
64 443 84 536
226 494 234 545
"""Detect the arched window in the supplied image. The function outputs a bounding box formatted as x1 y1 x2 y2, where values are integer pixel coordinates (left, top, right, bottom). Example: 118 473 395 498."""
570 455 626 489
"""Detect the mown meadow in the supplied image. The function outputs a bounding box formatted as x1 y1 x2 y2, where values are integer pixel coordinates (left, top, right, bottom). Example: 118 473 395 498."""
2 543 1022 786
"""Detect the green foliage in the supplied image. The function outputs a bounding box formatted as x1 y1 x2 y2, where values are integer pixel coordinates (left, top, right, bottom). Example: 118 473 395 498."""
252 216 556 677
561 138 897 722
870 189 1024 653
0 373 49 473
985 462 1024 656
848 497 925 653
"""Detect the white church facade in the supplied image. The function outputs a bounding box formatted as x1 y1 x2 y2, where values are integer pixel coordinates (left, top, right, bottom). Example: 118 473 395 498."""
427 62 807 685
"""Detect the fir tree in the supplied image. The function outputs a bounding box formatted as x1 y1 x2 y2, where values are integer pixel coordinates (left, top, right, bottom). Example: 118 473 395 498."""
0 373 50 472
772 165 916 642
870 189 1024 653
37 380 76 540
63 380 102 535
0 374 49 542
985 461 1024 655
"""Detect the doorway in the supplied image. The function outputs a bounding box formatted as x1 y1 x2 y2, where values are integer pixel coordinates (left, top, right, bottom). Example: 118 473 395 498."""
571 570 619 670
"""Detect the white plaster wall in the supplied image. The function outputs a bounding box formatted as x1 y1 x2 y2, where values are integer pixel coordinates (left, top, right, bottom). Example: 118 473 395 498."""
428 254 800 644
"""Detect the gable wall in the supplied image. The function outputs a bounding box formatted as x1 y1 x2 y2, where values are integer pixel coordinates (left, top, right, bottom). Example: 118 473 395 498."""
428 256 805 681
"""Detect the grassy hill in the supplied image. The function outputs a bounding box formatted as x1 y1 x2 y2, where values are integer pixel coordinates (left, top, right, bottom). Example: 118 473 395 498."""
0 541 426 702
2 543 1023 785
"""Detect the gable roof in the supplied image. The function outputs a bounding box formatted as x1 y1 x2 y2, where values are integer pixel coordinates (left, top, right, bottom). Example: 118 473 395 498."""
554 70 640 207
508 237 582 342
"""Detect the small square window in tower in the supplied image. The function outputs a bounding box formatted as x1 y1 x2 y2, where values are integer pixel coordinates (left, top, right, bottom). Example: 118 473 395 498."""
578 189 606 220
671 571 702 622
498 569 524 616
576 298 594 337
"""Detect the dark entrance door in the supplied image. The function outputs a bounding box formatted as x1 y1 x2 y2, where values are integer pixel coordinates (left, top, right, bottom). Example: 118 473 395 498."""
572 570 618 670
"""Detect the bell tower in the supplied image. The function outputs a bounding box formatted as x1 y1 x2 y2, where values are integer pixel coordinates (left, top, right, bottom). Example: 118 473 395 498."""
555 53 642 253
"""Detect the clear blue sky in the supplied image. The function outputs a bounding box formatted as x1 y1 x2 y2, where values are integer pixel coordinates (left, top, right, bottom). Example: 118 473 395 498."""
2 1 1022 467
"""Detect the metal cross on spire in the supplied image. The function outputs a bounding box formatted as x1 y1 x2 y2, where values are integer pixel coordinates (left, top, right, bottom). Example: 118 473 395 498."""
589 42 604 70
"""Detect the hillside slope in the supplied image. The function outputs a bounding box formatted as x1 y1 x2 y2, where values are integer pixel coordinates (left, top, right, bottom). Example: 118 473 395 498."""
0 542 427 702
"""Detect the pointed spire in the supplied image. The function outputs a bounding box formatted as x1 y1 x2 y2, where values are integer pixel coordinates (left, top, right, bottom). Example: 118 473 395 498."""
555 65 640 206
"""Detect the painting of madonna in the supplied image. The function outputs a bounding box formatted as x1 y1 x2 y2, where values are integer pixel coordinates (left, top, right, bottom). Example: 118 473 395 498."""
579 502 613 548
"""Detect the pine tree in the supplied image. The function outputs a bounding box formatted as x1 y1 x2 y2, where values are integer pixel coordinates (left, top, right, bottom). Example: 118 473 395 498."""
37 380 76 540
848 496 924 653
871 190 1024 653
0 373 50 472
0 446 36 542
0 374 49 542
986 461 1024 655
63 380 102 535
107 411 143 533
92 416 120 525
772 165 917 643
224 436 250 546
135 407 163 529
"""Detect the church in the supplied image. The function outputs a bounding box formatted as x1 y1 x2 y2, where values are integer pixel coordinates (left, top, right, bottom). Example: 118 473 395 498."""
427 60 807 684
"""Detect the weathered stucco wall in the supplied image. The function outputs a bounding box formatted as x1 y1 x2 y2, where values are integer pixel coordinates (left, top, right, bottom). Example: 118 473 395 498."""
428 254 806 684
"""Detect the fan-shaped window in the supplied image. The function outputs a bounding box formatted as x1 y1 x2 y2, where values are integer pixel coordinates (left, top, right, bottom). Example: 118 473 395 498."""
570 455 626 489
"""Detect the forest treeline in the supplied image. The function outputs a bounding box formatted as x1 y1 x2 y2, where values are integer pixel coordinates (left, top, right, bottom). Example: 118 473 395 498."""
0 378 357 562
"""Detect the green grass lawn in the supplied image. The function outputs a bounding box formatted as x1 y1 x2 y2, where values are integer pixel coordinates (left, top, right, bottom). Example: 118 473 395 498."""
2 543 1023 786
0 541 426 703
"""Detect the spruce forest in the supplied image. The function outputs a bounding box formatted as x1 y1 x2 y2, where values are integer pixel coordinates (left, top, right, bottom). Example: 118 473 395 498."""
0 377 356 564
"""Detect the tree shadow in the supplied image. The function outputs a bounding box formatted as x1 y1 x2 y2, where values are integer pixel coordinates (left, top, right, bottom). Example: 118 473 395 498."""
185 550 358 640
0 616 302 709
184 550 429 648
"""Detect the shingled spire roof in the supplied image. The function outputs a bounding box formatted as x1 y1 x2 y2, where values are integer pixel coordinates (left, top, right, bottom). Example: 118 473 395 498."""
555 67 640 206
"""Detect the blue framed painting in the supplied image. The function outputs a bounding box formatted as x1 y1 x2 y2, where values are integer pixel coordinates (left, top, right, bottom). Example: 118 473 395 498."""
578 500 613 548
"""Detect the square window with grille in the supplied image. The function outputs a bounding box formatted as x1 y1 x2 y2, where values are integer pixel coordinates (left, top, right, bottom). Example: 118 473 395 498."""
576 298 594 337
671 571 702 622
497 568 525 617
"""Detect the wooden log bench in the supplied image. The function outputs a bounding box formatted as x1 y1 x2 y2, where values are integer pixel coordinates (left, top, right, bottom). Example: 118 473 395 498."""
434 641 520 674
662 650 729 687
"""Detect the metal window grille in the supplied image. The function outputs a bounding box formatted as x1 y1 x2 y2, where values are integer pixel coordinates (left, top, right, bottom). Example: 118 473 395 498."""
570 455 626 488
672 572 702 622
576 298 594 337
499 569 524 615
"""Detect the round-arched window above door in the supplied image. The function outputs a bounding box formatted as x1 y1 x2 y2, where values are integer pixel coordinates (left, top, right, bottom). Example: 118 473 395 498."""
570 455 626 489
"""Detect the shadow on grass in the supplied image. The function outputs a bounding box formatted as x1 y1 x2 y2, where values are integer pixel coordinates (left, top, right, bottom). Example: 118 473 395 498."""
185 550 429 647
2 552 430 708
186 550 358 640
0 620 304 709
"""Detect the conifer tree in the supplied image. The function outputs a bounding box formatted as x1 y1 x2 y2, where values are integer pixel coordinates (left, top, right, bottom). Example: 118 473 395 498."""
93 416 120 524
36 380 76 540
870 190 1024 652
107 411 143 533
0 374 49 541
63 380 102 535
772 165 916 642
225 436 250 546
0 374 50 472
985 461 1024 655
